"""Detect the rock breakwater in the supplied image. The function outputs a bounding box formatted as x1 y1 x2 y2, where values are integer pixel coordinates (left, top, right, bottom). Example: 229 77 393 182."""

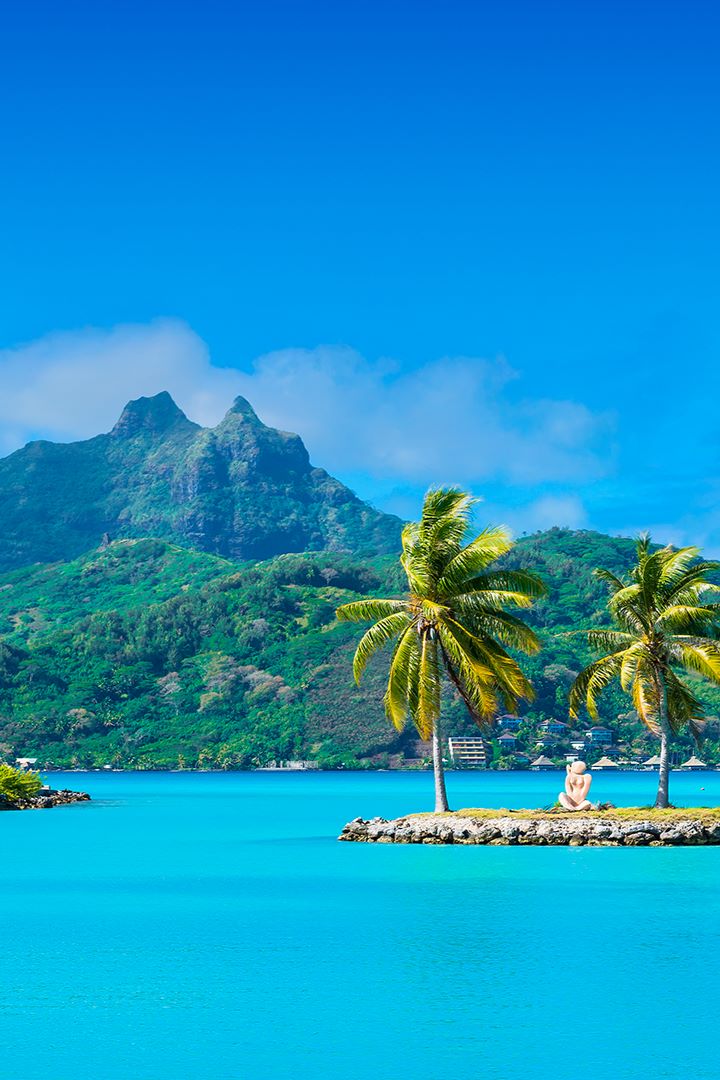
0 788 91 811
339 810 720 846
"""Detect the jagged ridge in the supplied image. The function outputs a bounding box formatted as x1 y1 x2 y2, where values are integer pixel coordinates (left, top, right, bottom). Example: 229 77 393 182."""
0 392 401 568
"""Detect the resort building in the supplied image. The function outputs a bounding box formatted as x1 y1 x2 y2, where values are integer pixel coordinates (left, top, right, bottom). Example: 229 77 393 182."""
497 731 518 752
585 726 613 746
15 757 38 771
642 755 662 770
448 737 487 768
496 714 522 730
530 754 555 771
680 755 707 770
592 755 618 770
541 719 568 735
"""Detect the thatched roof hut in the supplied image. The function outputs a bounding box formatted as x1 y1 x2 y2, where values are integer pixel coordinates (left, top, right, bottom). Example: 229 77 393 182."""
680 755 707 770
530 755 555 770
592 755 618 770
642 755 662 769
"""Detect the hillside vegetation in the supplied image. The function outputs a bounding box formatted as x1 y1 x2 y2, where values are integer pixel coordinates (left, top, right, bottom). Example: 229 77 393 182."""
1 528 717 769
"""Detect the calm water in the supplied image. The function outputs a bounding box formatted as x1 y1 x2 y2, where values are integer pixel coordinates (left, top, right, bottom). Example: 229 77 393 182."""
2 769 719 1080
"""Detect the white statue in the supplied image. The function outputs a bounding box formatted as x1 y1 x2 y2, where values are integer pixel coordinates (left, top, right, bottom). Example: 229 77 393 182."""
558 761 592 811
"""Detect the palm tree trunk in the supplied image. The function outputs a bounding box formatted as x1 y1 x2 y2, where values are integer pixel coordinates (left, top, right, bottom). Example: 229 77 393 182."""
432 718 450 813
655 673 671 809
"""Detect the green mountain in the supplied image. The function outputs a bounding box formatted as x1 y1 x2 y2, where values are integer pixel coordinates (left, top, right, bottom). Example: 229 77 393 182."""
1 397 717 769
0 392 401 568
0 528 717 769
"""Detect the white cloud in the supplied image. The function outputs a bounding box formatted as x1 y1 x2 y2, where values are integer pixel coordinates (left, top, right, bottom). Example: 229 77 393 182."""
236 346 614 487
0 320 613 501
0 319 236 452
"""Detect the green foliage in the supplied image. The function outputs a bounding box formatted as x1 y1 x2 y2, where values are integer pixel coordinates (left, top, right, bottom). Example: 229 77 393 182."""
338 488 545 738
0 539 406 768
569 537 720 805
570 537 720 731
1 525 719 770
0 762 42 802
337 488 545 808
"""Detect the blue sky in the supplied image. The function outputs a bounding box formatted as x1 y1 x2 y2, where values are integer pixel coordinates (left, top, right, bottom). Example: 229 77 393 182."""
1 1 719 545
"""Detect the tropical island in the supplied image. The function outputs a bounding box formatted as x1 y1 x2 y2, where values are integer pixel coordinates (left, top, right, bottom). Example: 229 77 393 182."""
336 486 720 839
1 393 720 782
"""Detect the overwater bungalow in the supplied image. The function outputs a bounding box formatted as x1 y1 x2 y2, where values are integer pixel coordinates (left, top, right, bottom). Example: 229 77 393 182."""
592 755 618 770
642 755 662 770
680 755 707 770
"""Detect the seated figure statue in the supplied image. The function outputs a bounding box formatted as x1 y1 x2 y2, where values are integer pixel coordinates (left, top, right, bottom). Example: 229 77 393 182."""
558 761 593 811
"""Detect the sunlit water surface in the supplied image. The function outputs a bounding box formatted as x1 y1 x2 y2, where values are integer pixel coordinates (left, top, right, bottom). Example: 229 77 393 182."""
2 770 719 1080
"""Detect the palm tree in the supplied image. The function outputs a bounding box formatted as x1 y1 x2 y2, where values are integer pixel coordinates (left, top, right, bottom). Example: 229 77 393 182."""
569 536 720 808
336 488 545 811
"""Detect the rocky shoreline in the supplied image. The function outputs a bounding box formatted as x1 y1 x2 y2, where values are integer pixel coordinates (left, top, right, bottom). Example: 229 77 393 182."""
339 810 720 846
0 788 91 811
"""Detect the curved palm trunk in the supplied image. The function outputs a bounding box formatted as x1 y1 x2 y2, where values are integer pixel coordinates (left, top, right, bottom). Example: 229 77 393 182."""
656 727 670 809
655 674 671 809
432 718 450 812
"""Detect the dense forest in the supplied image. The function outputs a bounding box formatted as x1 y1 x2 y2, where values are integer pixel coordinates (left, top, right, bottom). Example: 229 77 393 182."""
1 528 717 769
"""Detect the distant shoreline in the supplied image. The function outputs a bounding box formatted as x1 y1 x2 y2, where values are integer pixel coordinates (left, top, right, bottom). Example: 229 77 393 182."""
35 766 720 775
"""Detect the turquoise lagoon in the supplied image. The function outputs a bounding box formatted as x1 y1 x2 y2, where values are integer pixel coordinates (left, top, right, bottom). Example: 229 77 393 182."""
2 769 719 1080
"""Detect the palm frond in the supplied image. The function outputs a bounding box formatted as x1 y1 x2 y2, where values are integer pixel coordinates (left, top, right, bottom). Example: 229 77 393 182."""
414 633 442 740
352 611 412 684
664 667 705 737
656 605 720 635
417 488 474 554
569 654 622 720
630 657 660 734
636 533 652 561
442 617 535 703
336 597 408 623
383 626 419 731
435 526 514 594
455 605 541 654
618 642 644 692
461 568 547 599
439 634 499 726
665 564 720 602
607 583 643 611
586 629 635 653
593 567 628 593
670 640 720 685
658 545 702 586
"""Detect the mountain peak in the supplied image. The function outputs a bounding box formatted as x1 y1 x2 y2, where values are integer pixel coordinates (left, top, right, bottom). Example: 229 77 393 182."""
0 389 402 569
111 392 190 438
222 395 261 423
